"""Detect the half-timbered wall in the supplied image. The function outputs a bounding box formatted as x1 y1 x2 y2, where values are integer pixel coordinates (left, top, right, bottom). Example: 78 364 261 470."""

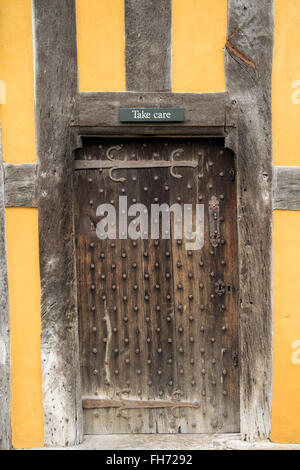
0 0 299 449
0 0 43 450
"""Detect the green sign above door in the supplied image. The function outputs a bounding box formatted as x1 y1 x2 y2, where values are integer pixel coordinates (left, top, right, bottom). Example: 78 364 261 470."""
119 108 185 122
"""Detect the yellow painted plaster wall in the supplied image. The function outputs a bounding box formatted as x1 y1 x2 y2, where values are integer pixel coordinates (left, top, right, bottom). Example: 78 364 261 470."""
6 209 43 449
0 0 43 448
273 0 300 166
271 0 300 443
0 0 36 163
1 0 300 447
272 211 300 443
76 0 125 92
172 0 227 93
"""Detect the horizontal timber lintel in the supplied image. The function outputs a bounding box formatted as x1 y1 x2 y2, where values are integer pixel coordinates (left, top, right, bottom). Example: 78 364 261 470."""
75 92 232 129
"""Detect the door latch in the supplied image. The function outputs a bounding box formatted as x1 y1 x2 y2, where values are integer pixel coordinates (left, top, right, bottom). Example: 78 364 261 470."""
229 167 236 182
215 280 226 297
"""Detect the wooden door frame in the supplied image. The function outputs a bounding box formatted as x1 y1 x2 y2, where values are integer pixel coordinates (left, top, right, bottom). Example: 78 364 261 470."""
44 87 272 445
69 88 272 445
28 0 273 447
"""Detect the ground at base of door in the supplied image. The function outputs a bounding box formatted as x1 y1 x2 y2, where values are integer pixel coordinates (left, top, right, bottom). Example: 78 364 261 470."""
27 434 300 450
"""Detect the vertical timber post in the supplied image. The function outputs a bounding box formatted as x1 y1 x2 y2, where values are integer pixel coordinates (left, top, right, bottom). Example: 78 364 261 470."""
225 0 274 440
33 0 83 446
125 0 172 91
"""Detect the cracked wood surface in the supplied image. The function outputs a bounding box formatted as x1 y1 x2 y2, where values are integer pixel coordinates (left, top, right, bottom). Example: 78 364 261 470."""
225 28 256 69
74 138 239 434
225 0 274 440
33 0 83 446
75 92 229 129
125 0 171 91
30 0 275 445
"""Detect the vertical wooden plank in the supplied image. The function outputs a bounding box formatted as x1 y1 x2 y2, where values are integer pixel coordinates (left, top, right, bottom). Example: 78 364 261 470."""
136 140 176 432
33 0 83 446
168 141 202 432
225 0 274 440
76 139 180 434
168 139 239 433
76 138 239 434
125 0 171 91
0 128 11 450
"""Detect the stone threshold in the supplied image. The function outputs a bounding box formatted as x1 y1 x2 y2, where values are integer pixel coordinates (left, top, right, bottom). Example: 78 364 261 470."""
28 433 300 450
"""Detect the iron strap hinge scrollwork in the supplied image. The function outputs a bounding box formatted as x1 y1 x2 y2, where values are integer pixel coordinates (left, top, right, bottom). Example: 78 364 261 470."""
74 146 198 182
82 389 200 419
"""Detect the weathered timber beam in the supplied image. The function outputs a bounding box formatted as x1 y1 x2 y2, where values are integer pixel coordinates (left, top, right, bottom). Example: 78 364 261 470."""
125 0 171 91
273 166 300 210
76 92 229 128
225 0 274 441
33 0 83 447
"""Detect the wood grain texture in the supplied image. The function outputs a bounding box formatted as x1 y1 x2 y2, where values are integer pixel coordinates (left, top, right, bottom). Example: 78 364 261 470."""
74 138 239 434
0 129 11 450
125 0 171 91
76 92 228 128
4 163 37 207
29 0 275 444
225 0 274 441
273 166 300 210
33 0 83 446
72 126 227 139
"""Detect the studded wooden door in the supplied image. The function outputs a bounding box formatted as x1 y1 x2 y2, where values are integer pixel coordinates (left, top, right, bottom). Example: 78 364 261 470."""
74 138 239 434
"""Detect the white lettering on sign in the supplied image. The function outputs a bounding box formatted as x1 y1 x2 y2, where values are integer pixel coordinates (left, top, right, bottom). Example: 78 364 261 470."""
120 108 184 122
131 110 173 120
131 110 151 119
153 112 171 119
291 339 300 365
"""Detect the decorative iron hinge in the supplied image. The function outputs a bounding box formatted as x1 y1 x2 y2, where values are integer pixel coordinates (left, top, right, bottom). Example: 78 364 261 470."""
82 389 200 419
208 195 221 247
74 146 198 182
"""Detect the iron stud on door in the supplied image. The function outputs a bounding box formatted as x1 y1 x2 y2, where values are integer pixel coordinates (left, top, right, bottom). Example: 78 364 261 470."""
75 139 239 434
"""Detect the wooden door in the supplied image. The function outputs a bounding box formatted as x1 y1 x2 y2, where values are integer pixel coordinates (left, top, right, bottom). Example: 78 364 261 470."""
74 138 239 434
